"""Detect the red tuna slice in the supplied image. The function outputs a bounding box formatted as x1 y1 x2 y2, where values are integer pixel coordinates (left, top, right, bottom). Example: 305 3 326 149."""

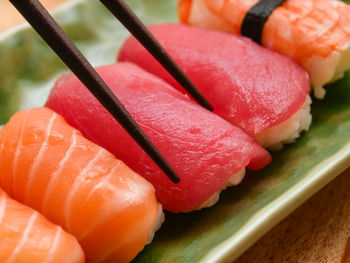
118 23 310 137
46 63 271 213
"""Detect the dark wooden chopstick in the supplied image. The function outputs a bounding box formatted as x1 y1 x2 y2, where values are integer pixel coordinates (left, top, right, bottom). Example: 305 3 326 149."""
99 0 214 112
9 0 180 184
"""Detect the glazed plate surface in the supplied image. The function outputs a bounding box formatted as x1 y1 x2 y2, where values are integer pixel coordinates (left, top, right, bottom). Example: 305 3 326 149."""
1 0 350 262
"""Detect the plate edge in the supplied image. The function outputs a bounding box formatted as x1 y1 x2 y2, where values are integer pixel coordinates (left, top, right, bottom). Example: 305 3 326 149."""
200 141 350 263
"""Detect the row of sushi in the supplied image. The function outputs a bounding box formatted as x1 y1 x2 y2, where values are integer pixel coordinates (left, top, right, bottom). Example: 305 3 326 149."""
179 0 350 99
2 0 350 260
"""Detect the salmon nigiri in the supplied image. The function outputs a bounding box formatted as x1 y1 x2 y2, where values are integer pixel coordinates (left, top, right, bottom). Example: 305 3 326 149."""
0 188 84 263
178 0 350 99
118 24 311 149
46 62 271 213
0 107 162 263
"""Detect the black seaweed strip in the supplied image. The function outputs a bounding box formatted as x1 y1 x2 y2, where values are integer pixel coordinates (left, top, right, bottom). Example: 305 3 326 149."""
241 0 287 44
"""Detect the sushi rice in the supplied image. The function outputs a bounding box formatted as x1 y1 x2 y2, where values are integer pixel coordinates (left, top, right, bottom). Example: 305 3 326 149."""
308 42 350 99
197 168 246 210
147 204 165 245
256 95 312 150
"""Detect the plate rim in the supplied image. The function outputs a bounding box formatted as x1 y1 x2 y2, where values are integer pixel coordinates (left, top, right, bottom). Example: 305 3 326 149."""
201 142 350 262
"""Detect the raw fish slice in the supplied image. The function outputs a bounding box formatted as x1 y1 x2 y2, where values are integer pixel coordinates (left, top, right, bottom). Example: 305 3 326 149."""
178 0 350 99
46 62 271 213
0 188 84 263
118 23 311 149
0 107 161 263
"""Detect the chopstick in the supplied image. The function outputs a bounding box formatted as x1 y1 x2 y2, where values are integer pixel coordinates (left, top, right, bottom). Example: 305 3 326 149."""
99 0 214 112
9 0 180 184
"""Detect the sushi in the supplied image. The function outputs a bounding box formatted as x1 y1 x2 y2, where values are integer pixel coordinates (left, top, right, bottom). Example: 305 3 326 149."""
0 107 162 263
178 0 350 99
118 23 311 149
45 62 271 213
0 188 84 263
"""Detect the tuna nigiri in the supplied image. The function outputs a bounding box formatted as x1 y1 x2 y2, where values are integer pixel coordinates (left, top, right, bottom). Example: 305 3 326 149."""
118 23 311 149
46 62 271 213
178 0 350 99
0 188 84 263
0 107 162 263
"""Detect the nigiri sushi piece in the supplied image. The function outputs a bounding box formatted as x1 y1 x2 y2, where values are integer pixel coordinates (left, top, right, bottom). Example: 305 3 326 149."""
178 0 350 99
0 107 162 263
118 23 311 149
45 62 271 213
0 188 84 263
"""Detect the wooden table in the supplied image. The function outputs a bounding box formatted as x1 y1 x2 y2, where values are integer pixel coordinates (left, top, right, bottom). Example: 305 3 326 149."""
237 169 350 263
1 1 350 262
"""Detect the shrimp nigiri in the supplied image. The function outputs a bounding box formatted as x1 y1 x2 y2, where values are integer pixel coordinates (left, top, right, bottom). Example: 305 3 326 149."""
46 62 271 213
0 188 84 263
178 0 350 99
0 107 162 263
118 24 311 149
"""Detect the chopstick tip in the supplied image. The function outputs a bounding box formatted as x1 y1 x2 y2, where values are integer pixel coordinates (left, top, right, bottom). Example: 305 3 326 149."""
167 168 181 184
204 101 214 112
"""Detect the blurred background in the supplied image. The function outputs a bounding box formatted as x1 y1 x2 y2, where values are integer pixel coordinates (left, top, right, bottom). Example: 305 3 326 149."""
0 0 66 32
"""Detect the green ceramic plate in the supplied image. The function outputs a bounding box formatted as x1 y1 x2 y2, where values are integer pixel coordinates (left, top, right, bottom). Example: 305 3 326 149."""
1 0 350 262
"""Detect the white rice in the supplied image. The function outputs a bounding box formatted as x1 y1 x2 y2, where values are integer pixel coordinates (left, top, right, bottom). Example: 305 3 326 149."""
196 168 246 210
255 95 312 151
146 203 165 245
306 42 350 99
